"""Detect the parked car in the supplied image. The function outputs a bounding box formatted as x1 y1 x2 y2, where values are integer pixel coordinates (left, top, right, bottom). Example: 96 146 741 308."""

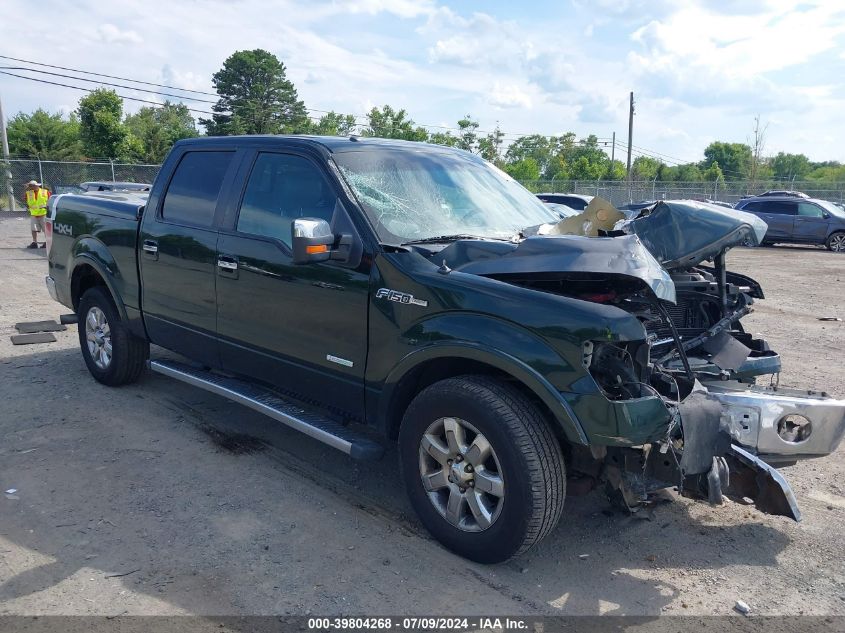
79 181 152 193
542 201 580 218
735 194 845 251
704 199 734 209
45 136 845 562
756 190 810 199
536 192 593 210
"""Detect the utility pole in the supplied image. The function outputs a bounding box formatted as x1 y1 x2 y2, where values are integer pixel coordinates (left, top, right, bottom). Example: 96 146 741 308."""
610 131 616 165
0 91 15 212
625 92 635 182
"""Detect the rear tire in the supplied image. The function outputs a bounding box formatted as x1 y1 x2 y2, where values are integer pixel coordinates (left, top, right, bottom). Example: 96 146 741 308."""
399 375 565 563
77 286 149 386
826 231 845 252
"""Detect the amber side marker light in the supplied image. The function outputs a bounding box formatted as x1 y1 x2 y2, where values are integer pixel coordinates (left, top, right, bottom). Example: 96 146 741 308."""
306 244 329 255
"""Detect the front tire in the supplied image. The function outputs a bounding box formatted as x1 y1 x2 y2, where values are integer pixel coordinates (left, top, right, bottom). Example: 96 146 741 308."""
77 286 149 386
399 376 565 563
826 231 845 252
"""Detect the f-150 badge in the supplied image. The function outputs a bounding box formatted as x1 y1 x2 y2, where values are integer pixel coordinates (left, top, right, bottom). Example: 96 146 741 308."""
376 288 428 307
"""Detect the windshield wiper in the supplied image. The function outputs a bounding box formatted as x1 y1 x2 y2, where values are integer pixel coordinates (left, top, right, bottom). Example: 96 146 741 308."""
401 234 512 245
401 234 483 245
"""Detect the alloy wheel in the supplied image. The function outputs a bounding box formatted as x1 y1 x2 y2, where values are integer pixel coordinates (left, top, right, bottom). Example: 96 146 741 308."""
85 306 112 369
418 417 505 532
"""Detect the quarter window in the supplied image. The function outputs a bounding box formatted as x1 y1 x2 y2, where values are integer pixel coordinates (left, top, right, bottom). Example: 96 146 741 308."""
161 151 234 227
237 153 337 245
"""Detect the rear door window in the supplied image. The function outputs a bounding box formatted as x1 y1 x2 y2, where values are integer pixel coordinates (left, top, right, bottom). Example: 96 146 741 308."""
747 200 797 215
161 151 234 227
797 202 824 218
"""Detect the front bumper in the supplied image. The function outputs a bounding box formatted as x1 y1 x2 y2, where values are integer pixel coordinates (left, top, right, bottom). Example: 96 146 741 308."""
705 380 845 462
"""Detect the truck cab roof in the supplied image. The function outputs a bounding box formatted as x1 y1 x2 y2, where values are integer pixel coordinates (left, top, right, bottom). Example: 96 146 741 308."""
174 134 472 156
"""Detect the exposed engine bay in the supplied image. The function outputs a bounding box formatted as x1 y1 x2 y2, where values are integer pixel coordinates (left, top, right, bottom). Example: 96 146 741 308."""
419 198 845 521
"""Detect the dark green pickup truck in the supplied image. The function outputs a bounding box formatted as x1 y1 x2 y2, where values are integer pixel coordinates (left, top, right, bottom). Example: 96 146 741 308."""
45 135 845 562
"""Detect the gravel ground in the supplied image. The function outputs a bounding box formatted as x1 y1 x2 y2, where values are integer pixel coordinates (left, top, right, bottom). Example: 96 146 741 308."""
0 211 843 616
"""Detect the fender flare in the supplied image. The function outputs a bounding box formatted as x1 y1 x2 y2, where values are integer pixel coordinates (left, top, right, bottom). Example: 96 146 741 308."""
379 342 589 445
69 246 128 322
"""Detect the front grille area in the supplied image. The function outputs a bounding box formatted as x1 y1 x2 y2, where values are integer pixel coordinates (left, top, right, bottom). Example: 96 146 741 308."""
646 292 721 339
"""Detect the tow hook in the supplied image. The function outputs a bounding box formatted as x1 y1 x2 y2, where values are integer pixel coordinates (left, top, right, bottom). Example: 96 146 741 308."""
705 456 730 505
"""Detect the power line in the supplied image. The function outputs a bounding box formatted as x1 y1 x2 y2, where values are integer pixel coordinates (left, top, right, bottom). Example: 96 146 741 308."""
0 66 219 104
0 70 217 116
0 53 608 140
0 53 219 97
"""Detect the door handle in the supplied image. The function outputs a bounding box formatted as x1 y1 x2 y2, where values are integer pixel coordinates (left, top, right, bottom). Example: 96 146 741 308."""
142 240 158 260
217 256 238 271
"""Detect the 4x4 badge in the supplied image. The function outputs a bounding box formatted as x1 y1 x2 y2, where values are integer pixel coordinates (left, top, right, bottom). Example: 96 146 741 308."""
376 288 428 307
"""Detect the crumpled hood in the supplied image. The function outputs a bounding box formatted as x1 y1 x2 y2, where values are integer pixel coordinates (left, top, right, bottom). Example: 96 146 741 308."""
438 233 676 303
617 200 768 270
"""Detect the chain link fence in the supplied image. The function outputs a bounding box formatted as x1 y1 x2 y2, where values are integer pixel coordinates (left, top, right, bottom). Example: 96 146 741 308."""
0 158 160 211
3 158 845 212
520 179 845 208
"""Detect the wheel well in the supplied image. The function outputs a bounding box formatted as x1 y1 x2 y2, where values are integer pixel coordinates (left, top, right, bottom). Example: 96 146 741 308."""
385 358 570 455
71 264 107 311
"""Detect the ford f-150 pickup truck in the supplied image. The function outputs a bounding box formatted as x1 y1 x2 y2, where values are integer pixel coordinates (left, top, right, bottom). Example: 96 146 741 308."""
45 135 845 563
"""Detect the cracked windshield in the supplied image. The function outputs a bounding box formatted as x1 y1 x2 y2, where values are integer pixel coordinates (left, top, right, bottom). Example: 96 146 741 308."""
334 150 559 243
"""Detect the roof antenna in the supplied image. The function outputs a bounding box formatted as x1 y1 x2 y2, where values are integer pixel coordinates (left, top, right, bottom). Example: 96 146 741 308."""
437 259 451 275
349 135 359 142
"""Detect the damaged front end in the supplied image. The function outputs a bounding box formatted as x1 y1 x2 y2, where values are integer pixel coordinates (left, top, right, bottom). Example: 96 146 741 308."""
574 200 845 521
472 199 845 521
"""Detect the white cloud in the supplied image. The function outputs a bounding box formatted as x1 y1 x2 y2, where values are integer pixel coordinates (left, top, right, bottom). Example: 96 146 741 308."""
488 82 532 109
331 0 435 18
96 23 143 44
2 0 845 162
629 2 845 83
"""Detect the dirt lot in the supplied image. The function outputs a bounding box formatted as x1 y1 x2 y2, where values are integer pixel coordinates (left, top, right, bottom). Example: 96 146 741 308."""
1 211 844 616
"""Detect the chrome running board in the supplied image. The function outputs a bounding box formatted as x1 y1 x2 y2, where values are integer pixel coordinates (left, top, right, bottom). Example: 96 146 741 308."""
149 359 383 460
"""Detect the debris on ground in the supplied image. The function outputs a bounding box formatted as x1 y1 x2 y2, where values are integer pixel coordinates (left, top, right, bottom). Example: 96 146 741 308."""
5 488 17 494
578 554 590 560
104 569 140 579
817 317 842 322
735 599 751 615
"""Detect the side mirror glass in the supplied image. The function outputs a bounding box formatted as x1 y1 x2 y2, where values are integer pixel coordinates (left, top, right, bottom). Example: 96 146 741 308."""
291 218 334 264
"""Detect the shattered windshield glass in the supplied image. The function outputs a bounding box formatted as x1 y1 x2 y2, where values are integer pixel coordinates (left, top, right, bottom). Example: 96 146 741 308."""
333 149 559 243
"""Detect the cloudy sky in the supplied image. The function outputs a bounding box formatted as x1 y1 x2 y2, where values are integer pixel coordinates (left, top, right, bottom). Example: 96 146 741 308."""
3 0 845 163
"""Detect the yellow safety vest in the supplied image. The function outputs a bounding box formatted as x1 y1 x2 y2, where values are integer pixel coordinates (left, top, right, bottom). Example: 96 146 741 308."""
26 188 49 216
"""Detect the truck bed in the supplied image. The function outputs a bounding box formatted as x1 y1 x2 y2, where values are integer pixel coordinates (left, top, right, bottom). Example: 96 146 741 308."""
47 191 147 317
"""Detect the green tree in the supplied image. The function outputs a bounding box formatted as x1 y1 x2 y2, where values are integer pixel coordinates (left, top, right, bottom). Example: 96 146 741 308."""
806 164 845 182
362 105 427 141
504 158 540 181
309 111 357 136
201 49 309 135
478 124 505 165
771 152 811 182
676 163 703 182
505 135 559 175
428 131 458 147
77 89 129 159
125 102 198 163
702 142 751 180
567 135 609 180
631 156 663 181
606 159 626 181
703 160 726 186
6 109 82 160
455 114 479 152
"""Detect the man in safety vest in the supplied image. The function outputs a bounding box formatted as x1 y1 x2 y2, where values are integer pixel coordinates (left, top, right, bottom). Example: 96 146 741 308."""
24 180 50 249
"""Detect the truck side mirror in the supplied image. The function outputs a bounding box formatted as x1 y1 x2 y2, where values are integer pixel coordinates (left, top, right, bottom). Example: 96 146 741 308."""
291 218 334 264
